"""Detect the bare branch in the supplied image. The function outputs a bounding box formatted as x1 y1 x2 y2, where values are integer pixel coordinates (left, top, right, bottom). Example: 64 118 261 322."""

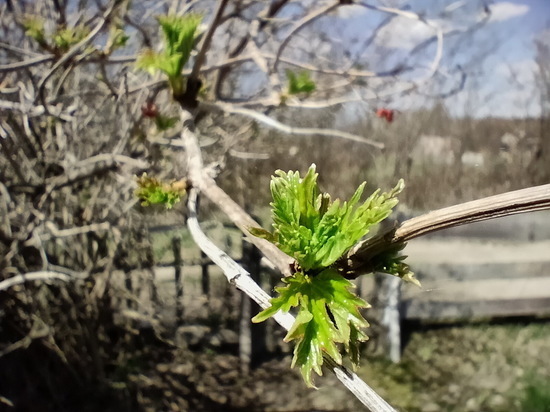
45 154 148 189
204 102 385 148
186 187 295 328
228 148 270 160
396 183 550 241
0 271 84 292
273 1 339 74
42 221 111 239
0 54 54 73
0 99 74 121
181 110 292 275
357 2 444 80
345 183 550 276
190 0 229 79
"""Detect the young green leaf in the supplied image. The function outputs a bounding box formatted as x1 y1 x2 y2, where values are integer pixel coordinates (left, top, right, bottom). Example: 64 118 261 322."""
158 14 201 71
265 164 403 270
253 269 370 387
135 173 187 209
22 16 47 45
154 114 179 131
136 14 202 95
251 165 410 387
370 242 421 286
106 26 129 52
52 25 90 51
287 70 316 95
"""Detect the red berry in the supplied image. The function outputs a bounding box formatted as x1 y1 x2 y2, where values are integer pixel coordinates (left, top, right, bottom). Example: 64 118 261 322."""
141 102 158 118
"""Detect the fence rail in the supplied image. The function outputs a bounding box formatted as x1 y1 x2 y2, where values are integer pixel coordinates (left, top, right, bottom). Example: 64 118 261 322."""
124 211 550 365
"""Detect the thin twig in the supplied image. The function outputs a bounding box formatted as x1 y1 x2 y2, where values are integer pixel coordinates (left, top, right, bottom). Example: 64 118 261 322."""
190 0 229 79
42 221 111 240
0 271 82 292
273 2 339 73
0 54 54 73
204 102 385 149
357 2 444 80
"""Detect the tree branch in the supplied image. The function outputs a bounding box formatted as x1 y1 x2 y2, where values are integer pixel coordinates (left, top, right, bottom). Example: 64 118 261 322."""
180 110 292 276
36 0 118 100
190 0 229 80
345 183 550 276
0 271 84 292
273 2 339 73
204 102 385 149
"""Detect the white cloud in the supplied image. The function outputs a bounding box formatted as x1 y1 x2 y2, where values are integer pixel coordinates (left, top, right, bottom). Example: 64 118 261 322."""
336 5 368 19
377 18 435 49
488 2 529 23
376 17 458 50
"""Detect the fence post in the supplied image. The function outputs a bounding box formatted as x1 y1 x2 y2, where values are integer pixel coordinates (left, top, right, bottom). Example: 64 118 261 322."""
172 235 184 322
124 272 133 309
380 275 402 363
239 238 266 372
200 251 209 296
239 282 252 374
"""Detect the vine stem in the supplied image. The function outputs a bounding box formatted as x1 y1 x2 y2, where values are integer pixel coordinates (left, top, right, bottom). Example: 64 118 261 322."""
397 183 550 240
346 183 550 275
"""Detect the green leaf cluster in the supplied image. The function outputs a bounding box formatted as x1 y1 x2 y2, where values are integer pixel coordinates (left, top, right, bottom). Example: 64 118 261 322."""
52 25 90 51
135 173 187 209
286 70 316 95
22 16 89 52
136 14 202 96
253 269 369 387
254 164 403 271
22 16 47 45
371 243 420 286
250 164 411 387
154 114 178 131
106 26 129 52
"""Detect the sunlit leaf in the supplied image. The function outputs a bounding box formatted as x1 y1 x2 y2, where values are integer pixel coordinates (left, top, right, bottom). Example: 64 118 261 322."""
253 269 369 387
264 164 403 270
135 14 202 95
157 14 202 73
250 165 412 387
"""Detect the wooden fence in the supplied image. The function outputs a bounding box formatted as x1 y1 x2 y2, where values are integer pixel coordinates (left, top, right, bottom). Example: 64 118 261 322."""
120 211 550 366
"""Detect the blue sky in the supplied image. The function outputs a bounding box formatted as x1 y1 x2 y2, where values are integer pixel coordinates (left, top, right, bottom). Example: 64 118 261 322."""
328 0 550 118
450 0 550 117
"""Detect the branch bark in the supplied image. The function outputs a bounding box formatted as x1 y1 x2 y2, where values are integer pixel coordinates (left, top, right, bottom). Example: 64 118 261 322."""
345 183 550 276
204 102 385 149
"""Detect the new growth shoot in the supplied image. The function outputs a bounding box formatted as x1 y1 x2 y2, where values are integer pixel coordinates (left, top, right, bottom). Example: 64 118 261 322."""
251 164 415 386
